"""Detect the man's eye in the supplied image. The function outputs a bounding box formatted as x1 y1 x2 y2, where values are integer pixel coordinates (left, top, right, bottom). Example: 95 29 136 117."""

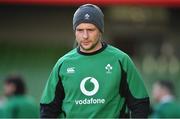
88 29 95 31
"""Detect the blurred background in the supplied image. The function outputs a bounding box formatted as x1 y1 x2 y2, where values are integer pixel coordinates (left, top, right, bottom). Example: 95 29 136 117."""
0 0 180 116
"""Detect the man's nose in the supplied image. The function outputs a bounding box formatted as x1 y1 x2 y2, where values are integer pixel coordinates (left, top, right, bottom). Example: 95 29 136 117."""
82 30 88 39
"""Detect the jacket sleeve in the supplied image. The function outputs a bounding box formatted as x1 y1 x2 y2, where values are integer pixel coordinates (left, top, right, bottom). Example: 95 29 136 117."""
40 63 65 118
119 54 150 118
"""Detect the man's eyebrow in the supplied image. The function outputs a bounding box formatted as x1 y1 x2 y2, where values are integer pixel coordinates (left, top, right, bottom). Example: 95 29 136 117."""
76 28 83 30
76 27 96 30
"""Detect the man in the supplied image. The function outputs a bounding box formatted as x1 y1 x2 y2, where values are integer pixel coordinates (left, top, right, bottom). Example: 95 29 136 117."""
0 75 39 118
40 4 150 118
151 80 180 118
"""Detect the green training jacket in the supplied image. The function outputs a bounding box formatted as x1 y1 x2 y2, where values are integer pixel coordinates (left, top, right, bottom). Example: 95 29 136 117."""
40 42 150 118
151 100 180 118
1 95 39 118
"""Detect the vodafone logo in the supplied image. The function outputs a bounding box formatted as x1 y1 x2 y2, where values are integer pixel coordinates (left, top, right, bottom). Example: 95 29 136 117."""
80 77 99 96
75 77 105 105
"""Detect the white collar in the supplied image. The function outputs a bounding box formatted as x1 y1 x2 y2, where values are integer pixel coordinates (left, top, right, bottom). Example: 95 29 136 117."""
160 95 174 104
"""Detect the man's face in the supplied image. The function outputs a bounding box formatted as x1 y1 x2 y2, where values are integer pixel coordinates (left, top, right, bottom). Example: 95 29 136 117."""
4 83 16 97
75 23 101 52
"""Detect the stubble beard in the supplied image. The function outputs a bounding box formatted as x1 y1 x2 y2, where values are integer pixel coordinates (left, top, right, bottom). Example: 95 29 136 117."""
78 35 102 52
80 39 100 51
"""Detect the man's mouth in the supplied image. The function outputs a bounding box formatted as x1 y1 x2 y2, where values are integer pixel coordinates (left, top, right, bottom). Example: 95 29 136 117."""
82 41 91 45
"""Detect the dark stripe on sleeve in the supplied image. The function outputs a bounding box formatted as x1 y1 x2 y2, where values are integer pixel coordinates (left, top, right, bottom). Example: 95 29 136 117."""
119 100 129 118
118 60 150 118
40 63 65 118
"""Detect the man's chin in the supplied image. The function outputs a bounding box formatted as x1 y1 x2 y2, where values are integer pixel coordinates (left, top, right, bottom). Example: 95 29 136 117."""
80 45 92 51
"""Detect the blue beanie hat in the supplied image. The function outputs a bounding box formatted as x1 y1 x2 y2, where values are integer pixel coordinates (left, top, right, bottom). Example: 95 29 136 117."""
73 4 104 33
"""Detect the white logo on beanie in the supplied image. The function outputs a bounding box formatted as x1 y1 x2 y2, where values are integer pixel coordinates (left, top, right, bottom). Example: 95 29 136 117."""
84 14 90 20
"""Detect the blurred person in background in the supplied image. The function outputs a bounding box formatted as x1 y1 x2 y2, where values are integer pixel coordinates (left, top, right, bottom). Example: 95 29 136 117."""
40 4 149 118
0 75 39 118
151 80 180 118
